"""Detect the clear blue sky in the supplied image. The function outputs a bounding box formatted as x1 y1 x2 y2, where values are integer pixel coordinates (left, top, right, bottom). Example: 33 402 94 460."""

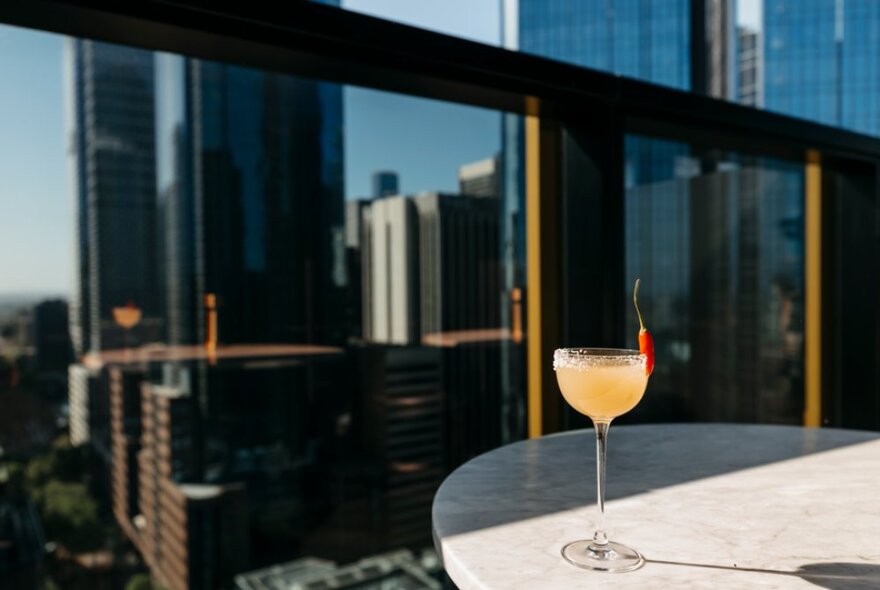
0 25 69 297
0 2 501 296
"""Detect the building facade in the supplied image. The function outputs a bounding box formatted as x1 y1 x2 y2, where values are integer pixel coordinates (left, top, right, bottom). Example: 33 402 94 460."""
65 39 162 356
763 0 880 135
155 55 346 349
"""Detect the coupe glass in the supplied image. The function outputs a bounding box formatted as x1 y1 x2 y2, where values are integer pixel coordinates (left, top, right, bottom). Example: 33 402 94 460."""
553 348 649 572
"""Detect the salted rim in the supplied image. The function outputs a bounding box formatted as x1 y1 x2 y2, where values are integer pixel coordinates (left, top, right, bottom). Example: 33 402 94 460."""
553 348 646 371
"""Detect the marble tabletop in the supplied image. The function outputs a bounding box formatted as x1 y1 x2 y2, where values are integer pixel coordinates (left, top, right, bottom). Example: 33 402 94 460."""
432 424 880 589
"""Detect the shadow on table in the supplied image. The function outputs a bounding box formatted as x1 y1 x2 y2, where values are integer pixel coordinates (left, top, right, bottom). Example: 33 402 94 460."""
433 424 879 537
647 559 880 590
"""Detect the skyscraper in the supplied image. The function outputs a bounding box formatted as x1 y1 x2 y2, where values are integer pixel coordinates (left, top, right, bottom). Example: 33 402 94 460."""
737 26 762 107
360 192 500 346
155 56 346 347
361 196 420 345
372 171 399 198
65 39 162 356
763 0 880 135
511 0 691 91
458 156 500 198
358 190 505 468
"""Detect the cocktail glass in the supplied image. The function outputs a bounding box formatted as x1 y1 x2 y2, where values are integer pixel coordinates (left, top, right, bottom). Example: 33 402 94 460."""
553 347 649 572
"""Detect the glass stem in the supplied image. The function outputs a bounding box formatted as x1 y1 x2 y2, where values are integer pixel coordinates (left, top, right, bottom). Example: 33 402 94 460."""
592 420 610 549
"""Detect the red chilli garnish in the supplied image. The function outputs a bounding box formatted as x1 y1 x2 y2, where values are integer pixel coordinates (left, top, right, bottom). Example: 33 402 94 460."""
633 279 654 376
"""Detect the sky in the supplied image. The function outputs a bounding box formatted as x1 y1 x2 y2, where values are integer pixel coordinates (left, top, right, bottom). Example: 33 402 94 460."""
0 0 763 296
0 25 69 297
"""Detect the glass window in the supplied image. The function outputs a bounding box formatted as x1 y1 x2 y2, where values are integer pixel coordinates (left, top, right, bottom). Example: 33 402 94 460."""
0 24 525 589
327 0 880 139
622 135 805 425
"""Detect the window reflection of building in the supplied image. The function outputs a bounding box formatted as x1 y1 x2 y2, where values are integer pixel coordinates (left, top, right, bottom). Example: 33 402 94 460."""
107 349 347 590
65 39 163 356
155 56 346 349
355 190 506 469
624 148 805 425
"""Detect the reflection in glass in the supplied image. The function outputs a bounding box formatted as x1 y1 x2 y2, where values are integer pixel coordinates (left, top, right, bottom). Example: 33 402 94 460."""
623 136 805 425
0 28 525 590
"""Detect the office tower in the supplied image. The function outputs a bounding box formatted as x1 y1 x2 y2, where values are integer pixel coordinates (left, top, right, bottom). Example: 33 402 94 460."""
155 56 345 347
361 196 420 345
64 39 162 356
359 191 504 467
109 366 144 541
361 192 500 345
458 156 500 198
510 0 691 90
31 300 72 375
344 200 371 338
764 0 880 135
372 171 399 198
411 193 500 338
106 352 354 587
706 0 736 99
737 26 761 107
108 366 249 590
68 363 103 447
357 346 444 550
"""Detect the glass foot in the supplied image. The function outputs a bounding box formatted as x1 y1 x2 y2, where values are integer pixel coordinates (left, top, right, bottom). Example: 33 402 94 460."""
561 540 645 572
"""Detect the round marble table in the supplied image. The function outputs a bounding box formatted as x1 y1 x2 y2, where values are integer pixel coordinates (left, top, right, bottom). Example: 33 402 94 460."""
432 424 880 589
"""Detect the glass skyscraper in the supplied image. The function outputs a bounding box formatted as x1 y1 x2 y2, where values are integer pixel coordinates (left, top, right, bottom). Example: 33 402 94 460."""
155 56 346 348
65 39 162 355
764 0 880 135
511 0 691 90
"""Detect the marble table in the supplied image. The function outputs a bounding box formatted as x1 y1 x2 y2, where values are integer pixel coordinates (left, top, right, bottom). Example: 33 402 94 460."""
432 424 880 589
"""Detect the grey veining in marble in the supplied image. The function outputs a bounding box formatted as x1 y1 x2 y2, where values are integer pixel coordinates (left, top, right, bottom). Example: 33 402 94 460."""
432 424 880 589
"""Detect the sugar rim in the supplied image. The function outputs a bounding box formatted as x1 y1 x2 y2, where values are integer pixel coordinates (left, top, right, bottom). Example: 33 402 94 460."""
553 348 646 371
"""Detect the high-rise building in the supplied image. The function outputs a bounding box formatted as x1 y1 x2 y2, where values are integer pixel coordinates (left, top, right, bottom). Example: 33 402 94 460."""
511 0 691 91
64 39 162 356
357 191 505 469
155 56 346 347
357 346 444 550
68 363 103 447
108 366 250 590
412 193 500 339
372 171 399 198
361 192 500 346
361 196 420 345
737 26 762 107
458 156 500 198
764 0 880 135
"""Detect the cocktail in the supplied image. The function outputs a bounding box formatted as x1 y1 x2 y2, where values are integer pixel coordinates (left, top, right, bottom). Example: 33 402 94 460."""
553 279 654 572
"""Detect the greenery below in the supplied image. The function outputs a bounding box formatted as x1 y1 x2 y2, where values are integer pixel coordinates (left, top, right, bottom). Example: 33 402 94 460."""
3 436 108 554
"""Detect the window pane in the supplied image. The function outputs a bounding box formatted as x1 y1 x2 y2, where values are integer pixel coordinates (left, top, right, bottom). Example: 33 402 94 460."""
332 0 880 139
623 135 805 424
0 24 525 589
